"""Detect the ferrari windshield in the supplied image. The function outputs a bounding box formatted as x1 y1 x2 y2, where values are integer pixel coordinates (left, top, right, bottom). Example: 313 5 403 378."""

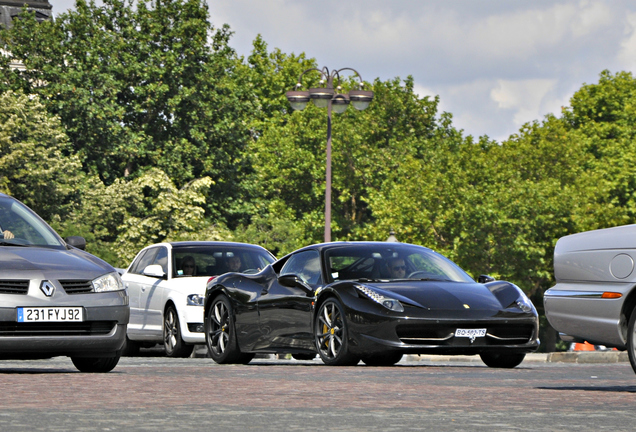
0 196 63 247
325 244 474 283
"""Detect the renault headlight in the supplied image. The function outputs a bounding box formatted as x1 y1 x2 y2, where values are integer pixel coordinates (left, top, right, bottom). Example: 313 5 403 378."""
355 285 404 312
92 272 125 292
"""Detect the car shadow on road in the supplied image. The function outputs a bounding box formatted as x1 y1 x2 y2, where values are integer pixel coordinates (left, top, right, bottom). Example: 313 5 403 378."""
537 386 636 393
0 368 126 374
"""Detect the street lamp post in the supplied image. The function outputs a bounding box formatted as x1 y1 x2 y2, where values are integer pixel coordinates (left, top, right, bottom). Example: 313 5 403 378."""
286 67 374 242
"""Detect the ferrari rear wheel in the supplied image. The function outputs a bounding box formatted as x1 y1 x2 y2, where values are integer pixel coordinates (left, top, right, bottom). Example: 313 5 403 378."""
479 352 526 368
361 352 403 366
315 298 359 366
163 305 193 358
206 295 253 364
627 306 636 374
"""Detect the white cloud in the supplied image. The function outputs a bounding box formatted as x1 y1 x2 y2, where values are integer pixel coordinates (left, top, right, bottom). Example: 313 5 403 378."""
618 12 636 72
491 79 558 127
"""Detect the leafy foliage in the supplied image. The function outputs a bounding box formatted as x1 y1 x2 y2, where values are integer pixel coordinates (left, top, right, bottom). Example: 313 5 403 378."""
0 90 82 221
56 168 219 267
0 0 253 224
5 3 636 353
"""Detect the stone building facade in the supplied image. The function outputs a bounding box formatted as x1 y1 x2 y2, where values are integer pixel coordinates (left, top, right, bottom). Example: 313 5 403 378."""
0 1 52 29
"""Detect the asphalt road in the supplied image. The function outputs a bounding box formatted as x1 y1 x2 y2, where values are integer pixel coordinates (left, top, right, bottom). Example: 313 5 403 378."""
0 354 634 431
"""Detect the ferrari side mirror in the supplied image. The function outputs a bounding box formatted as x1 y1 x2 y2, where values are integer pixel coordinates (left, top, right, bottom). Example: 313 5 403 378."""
278 274 313 294
478 274 496 284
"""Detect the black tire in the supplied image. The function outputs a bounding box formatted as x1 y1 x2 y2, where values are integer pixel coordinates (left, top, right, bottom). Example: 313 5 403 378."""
627 307 636 375
314 297 359 366
163 305 194 358
71 355 120 373
292 353 317 361
361 352 403 366
479 352 526 368
206 295 252 364
121 336 140 357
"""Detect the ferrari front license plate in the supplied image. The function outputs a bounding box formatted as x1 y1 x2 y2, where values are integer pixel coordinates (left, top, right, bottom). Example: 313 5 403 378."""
455 328 486 338
17 307 83 322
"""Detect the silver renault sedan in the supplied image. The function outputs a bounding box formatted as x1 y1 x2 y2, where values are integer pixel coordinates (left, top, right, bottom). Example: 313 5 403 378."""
0 193 129 372
544 224 636 374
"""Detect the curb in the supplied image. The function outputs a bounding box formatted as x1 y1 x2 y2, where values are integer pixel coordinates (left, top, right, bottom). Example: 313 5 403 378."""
403 351 629 364
545 351 629 364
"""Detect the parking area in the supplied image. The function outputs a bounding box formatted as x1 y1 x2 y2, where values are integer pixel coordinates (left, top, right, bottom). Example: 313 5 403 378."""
0 354 634 431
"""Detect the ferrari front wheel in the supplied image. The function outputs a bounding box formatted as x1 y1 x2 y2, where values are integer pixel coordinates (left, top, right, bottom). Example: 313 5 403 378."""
479 352 526 368
206 295 252 364
361 352 403 366
315 298 359 366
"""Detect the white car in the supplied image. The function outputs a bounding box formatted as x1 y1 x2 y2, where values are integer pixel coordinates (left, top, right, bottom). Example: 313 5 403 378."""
121 241 275 357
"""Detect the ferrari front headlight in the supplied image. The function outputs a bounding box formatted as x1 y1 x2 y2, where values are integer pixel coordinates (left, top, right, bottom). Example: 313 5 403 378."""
92 272 125 292
513 287 535 313
355 285 404 312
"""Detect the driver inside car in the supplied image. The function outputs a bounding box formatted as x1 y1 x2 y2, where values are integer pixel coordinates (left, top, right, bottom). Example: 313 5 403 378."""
387 257 407 279
300 256 322 286
0 222 14 239
227 255 242 272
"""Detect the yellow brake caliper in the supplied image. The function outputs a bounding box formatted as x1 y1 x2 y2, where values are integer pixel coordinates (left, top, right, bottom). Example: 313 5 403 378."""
323 310 332 349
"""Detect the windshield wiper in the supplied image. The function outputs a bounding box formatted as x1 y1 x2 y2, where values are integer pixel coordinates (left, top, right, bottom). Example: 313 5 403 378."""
413 277 451 282
357 278 382 282
0 241 28 247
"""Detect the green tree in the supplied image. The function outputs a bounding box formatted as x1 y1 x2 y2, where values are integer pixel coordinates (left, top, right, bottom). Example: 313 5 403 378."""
563 70 636 227
0 90 82 221
57 168 221 267
242 73 441 254
0 0 254 224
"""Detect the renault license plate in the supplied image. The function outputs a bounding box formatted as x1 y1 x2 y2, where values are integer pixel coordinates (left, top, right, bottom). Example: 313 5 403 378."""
17 307 83 322
455 328 486 338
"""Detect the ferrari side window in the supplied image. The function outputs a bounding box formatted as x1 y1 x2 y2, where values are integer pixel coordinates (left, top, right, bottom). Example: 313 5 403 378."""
281 250 322 286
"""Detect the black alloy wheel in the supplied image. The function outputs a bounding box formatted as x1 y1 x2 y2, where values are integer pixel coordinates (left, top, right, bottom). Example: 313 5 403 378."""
479 352 526 368
71 355 120 373
627 307 636 375
163 305 194 358
361 352 403 366
314 297 359 366
206 295 253 364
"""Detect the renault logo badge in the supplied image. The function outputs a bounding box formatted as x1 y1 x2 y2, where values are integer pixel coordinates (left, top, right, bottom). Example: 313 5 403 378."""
40 281 55 297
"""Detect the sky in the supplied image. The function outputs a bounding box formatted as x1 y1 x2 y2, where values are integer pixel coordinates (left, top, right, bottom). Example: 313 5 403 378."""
51 0 636 142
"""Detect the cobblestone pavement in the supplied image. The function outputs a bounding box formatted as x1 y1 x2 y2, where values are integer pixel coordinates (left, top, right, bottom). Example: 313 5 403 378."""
0 354 634 431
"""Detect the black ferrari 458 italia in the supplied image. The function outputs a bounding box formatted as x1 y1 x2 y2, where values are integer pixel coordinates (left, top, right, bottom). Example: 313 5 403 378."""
203 242 539 367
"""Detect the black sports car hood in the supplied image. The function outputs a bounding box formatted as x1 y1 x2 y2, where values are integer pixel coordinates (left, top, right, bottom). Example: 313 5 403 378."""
363 281 506 311
0 246 113 279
